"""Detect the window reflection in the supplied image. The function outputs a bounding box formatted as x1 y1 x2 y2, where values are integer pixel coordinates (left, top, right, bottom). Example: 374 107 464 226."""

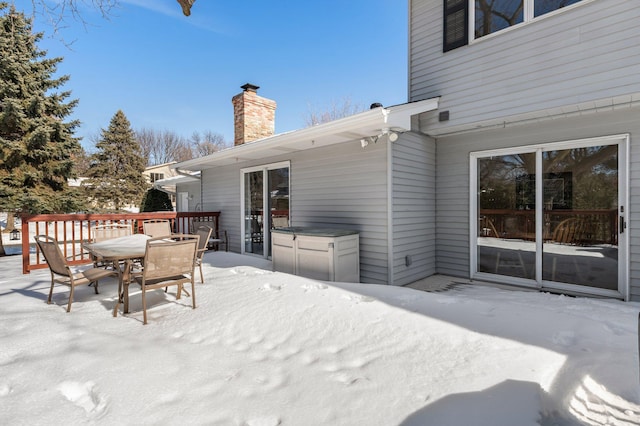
477 153 536 279
475 0 524 38
534 0 582 17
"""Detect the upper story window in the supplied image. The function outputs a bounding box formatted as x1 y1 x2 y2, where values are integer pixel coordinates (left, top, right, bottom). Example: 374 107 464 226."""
444 0 584 52
149 172 164 183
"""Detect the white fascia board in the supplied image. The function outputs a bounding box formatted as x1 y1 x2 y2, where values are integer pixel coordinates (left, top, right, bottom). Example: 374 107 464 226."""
153 174 199 186
174 97 439 171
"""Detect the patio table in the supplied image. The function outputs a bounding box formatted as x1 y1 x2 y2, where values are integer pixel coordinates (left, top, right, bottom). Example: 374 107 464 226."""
83 234 151 317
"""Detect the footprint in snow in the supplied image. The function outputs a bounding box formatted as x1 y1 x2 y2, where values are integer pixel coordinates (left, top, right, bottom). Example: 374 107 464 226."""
301 282 328 291
57 381 108 418
342 294 375 304
261 283 282 291
0 383 11 396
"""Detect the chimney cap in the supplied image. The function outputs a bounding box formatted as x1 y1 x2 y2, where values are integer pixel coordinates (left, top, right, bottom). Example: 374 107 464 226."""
241 83 260 92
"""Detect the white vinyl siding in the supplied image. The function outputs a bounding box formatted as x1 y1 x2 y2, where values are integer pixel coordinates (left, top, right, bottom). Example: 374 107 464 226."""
392 132 436 285
409 0 640 132
201 167 243 252
200 139 390 284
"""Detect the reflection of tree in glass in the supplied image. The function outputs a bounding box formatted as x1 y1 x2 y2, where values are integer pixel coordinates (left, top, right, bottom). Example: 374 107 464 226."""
478 154 534 209
475 0 583 38
544 145 617 210
475 0 524 38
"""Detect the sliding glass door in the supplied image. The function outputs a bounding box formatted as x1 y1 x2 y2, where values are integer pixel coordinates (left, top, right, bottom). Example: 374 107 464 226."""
472 136 627 297
242 161 290 258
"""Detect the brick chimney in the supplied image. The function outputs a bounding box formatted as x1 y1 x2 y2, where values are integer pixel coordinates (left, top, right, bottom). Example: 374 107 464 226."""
232 83 277 146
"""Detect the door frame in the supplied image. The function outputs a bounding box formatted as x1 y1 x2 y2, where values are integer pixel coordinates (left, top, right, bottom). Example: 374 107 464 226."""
240 161 291 258
469 134 629 300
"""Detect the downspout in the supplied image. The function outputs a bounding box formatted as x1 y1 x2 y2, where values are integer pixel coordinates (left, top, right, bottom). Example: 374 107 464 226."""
387 135 394 285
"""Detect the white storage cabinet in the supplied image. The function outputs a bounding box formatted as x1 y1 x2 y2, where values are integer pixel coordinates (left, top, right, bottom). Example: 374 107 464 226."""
271 227 360 282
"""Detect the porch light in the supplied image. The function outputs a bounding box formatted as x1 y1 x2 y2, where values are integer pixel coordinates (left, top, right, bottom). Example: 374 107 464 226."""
10 229 20 240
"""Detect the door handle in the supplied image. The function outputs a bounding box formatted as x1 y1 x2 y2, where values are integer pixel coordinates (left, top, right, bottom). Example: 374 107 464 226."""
620 216 626 233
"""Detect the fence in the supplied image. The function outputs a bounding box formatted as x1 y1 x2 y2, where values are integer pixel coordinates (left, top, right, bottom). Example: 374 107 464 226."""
20 211 220 274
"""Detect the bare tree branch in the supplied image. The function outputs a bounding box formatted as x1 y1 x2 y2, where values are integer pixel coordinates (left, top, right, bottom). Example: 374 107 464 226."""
189 131 227 157
304 97 365 127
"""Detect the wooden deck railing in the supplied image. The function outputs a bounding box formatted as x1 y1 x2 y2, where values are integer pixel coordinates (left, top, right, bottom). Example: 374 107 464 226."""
480 208 618 245
21 211 220 274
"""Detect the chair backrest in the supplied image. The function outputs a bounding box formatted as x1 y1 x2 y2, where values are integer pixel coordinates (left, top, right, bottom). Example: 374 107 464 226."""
92 224 132 242
271 216 289 229
552 218 586 244
142 235 198 281
194 225 213 259
34 235 71 277
142 220 172 238
192 219 216 233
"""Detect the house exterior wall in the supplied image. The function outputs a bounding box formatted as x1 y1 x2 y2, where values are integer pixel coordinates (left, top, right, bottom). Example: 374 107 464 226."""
200 138 392 284
391 131 437 286
409 0 640 132
434 107 640 300
409 0 640 300
175 181 201 212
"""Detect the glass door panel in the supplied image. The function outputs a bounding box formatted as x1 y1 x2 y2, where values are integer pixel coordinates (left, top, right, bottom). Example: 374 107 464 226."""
267 167 289 257
243 162 290 258
477 153 536 280
244 171 264 255
542 146 618 290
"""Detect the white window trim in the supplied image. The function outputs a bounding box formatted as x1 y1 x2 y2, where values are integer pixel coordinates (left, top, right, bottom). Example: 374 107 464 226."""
469 134 629 299
468 0 597 46
240 160 291 258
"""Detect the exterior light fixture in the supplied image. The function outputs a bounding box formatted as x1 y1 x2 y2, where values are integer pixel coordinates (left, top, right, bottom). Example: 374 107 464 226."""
10 229 20 240
382 128 400 142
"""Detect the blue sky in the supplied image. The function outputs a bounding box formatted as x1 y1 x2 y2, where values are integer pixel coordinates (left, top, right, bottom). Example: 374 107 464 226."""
17 0 409 150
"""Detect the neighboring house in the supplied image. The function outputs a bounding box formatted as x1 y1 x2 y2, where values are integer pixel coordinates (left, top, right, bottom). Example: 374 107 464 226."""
153 172 201 212
174 0 640 301
143 162 180 209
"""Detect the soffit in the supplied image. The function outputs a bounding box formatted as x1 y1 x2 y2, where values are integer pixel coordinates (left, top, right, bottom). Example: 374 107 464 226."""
174 98 439 171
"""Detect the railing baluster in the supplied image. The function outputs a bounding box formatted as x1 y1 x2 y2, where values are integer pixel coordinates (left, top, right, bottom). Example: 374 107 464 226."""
20 211 221 273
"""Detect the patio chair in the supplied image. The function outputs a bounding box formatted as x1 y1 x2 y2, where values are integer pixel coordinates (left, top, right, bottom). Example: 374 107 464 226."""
131 234 199 325
92 223 132 242
142 219 172 238
90 223 133 268
208 229 228 252
35 235 118 312
194 225 213 284
271 216 289 229
552 218 587 245
192 219 228 251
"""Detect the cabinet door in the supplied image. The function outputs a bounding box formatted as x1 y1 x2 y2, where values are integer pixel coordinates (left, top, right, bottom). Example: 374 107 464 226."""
296 236 333 281
271 233 295 274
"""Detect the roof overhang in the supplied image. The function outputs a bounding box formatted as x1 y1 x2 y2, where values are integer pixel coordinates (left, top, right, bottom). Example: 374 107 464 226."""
174 97 439 171
153 173 200 187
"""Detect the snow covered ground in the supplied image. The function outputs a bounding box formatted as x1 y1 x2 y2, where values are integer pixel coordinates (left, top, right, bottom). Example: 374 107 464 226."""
0 251 639 425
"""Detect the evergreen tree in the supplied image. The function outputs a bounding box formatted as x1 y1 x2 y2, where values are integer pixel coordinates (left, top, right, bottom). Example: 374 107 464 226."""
140 188 173 212
86 110 148 211
0 3 85 215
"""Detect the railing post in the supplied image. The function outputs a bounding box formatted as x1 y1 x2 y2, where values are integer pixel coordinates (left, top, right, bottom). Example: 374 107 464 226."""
21 214 30 274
